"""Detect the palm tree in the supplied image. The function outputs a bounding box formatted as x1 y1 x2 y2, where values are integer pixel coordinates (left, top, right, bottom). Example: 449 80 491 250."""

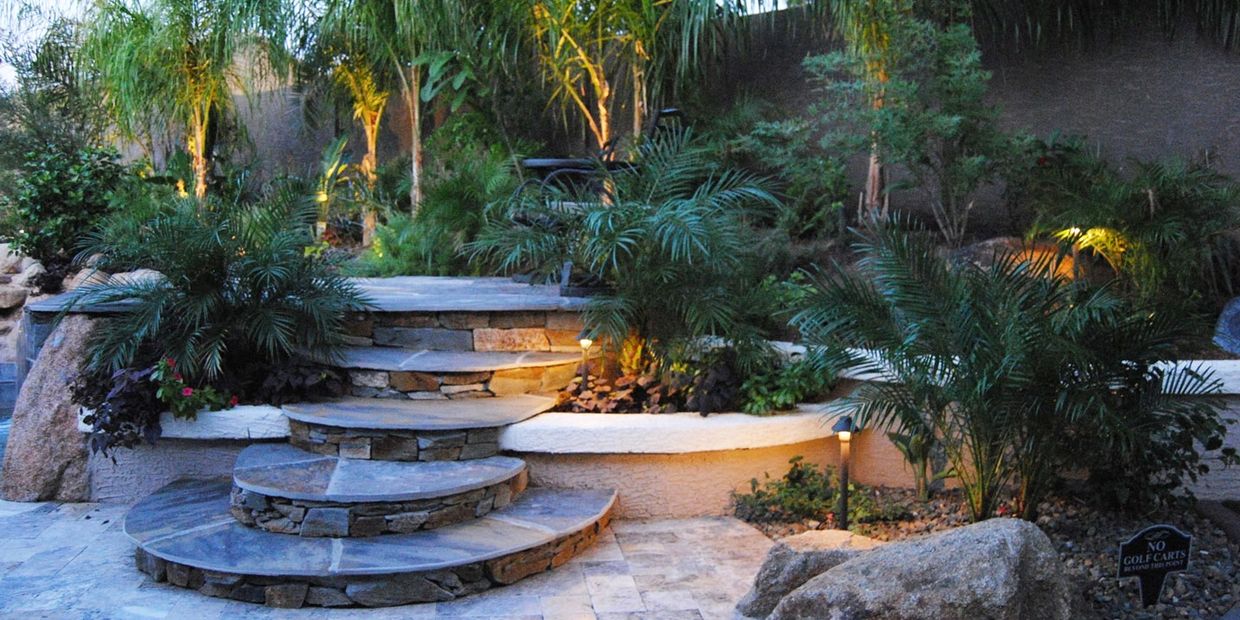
531 0 742 155
826 0 910 219
82 0 291 200
320 0 469 212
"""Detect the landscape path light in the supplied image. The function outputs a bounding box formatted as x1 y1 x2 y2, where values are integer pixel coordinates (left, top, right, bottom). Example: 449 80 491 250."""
832 415 857 530
577 330 593 393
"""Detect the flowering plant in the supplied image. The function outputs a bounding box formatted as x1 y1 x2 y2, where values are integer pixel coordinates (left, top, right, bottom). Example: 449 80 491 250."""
151 358 233 419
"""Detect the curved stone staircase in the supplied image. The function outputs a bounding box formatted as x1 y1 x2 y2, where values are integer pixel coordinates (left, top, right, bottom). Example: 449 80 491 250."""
122 288 617 608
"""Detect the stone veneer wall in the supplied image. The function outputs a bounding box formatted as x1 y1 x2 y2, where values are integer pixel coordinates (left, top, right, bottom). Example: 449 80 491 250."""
345 363 580 400
344 311 584 352
229 470 528 537
290 423 503 461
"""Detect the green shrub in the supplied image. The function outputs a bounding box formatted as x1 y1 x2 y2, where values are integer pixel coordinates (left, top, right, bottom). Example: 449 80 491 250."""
1 146 124 267
697 97 849 240
469 130 781 371
733 456 887 526
741 359 834 415
352 118 520 276
794 222 1234 520
1026 150 1240 317
72 192 366 384
808 19 1015 246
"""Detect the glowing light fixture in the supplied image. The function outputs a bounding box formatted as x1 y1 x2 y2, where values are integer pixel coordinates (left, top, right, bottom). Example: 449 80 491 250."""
831 415 857 530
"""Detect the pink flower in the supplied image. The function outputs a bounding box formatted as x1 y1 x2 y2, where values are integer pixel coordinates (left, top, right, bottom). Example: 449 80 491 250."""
173 373 183 382
165 358 176 368
228 395 239 407
181 387 194 397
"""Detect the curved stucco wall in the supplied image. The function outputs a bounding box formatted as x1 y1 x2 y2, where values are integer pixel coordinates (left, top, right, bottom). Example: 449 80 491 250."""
515 433 916 519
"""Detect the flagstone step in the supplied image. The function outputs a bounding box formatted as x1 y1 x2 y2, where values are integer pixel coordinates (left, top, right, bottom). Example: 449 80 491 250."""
127 478 616 608
283 395 553 461
229 444 530 537
330 347 584 400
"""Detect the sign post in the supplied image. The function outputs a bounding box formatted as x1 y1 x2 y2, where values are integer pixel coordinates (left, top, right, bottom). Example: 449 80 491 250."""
1118 525 1192 607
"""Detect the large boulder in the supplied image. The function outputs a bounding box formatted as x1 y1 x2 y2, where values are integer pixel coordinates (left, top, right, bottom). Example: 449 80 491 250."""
769 519 1074 620
1 315 96 501
737 530 883 618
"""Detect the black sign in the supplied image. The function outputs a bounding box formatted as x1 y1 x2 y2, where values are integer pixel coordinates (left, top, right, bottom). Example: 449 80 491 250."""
1118 525 1192 607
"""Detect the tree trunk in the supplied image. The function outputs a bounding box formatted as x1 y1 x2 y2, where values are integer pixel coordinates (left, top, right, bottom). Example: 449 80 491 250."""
361 110 382 247
595 81 612 158
631 63 645 144
188 103 210 201
407 68 423 215
864 142 883 219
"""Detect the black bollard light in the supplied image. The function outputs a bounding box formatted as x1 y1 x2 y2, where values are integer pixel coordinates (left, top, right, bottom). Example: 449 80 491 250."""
832 415 856 530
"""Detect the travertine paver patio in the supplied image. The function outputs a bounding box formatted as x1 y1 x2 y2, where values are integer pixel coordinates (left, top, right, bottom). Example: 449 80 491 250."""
0 498 772 619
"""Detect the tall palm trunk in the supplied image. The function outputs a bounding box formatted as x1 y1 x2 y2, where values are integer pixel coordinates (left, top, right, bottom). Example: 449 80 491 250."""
187 101 211 200
405 67 423 214
360 112 381 245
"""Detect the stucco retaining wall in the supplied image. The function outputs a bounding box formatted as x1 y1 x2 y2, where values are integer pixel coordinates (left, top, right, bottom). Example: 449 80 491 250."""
515 433 915 519
88 439 259 504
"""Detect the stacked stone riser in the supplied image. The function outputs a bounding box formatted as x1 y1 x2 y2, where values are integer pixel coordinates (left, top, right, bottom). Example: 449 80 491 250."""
289 422 502 461
134 511 611 608
344 311 584 352
229 470 529 537
346 362 580 400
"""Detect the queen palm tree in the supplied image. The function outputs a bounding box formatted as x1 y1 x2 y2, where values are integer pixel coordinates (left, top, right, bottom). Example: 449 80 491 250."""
532 0 742 155
82 0 291 200
320 0 471 213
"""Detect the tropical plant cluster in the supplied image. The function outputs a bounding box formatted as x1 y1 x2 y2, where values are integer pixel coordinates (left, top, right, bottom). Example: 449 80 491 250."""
795 223 1238 521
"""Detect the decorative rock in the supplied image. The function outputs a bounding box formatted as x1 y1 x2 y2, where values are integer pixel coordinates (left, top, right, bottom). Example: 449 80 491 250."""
264 583 308 608
1 315 94 501
0 285 28 309
306 586 353 607
12 261 44 287
441 383 486 395
488 311 546 328
438 312 489 329
737 530 882 618
349 370 389 389
389 371 439 392
345 575 455 607
546 312 584 331
769 519 1075 620
489 367 543 396
373 327 472 351
300 508 350 538
441 371 493 385
473 328 550 352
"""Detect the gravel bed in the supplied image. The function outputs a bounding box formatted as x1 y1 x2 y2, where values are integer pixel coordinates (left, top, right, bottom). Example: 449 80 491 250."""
751 488 1240 619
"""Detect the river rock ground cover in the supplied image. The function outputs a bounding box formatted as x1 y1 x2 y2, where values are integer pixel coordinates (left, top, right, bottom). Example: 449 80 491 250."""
750 488 1240 619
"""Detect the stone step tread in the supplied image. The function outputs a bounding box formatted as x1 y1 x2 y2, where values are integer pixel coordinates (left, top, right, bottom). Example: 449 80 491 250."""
125 478 616 577
282 395 553 431
353 277 587 313
29 277 587 315
333 347 582 373
233 444 527 503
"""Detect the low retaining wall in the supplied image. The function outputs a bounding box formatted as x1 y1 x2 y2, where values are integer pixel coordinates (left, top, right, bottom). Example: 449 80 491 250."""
62 360 1240 508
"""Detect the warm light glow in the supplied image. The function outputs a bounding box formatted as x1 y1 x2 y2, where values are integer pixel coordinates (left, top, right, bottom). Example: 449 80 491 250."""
315 190 329 203
1067 226 1083 237
579 338 593 350
837 430 852 442
175 179 188 198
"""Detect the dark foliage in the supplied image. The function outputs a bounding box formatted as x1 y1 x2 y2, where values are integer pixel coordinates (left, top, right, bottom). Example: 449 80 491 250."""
72 365 163 457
